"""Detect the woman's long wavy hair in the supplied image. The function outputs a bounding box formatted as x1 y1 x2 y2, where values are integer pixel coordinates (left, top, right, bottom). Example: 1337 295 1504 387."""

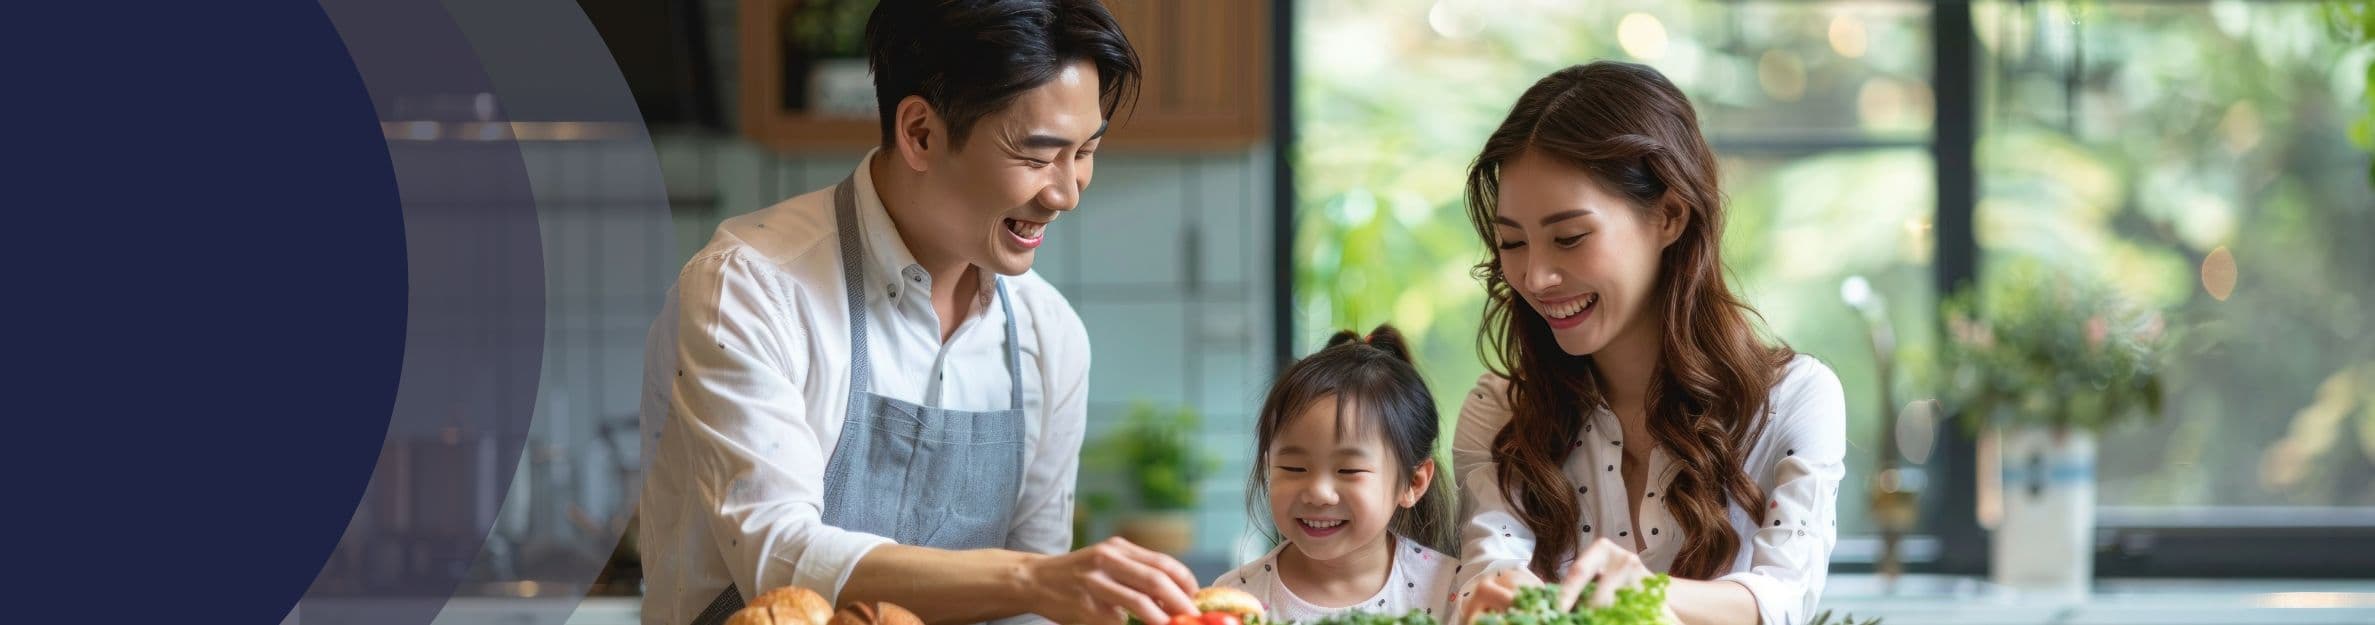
1465 61 1796 581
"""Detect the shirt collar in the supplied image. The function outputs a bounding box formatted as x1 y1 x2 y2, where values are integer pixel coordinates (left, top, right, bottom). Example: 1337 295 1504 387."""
850 149 930 302
1586 403 1618 438
850 149 997 309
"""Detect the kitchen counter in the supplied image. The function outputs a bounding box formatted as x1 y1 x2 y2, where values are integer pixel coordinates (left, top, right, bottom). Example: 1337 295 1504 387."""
283 576 2375 625
1815 575 2375 625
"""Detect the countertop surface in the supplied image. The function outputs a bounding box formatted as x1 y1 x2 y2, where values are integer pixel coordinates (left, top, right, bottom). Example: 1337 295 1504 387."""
284 575 2375 625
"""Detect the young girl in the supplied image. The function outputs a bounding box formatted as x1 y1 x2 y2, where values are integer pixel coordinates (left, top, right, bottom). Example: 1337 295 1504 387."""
1213 325 1458 620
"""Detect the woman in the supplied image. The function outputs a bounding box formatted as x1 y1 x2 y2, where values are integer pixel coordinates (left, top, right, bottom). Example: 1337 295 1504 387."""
1449 61 1847 625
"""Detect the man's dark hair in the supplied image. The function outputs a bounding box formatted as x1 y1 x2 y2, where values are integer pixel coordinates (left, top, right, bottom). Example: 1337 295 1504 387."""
864 0 1142 150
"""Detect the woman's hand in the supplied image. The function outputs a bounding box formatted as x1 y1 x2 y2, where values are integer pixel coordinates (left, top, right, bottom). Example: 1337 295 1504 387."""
1017 537 1200 625
1556 539 1682 624
1457 567 1544 624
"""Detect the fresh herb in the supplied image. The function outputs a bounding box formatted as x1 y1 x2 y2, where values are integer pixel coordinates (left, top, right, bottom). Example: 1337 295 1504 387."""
1123 576 1884 625
1302 608 1439 625
1470 574 1672 625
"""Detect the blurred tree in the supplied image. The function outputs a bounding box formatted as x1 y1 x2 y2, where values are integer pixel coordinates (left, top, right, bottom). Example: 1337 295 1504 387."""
1976 0 2375 507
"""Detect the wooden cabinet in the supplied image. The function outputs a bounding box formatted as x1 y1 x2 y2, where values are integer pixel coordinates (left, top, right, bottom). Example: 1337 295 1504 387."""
739 0 1269 151
1096 0 1270 148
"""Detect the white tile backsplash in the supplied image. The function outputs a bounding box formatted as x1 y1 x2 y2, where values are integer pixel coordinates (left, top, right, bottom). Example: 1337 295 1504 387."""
1029 213 1081 288
1077 298 1191 406
1191 148 1266 290
1200 349 1266 421
1077 157 1190 287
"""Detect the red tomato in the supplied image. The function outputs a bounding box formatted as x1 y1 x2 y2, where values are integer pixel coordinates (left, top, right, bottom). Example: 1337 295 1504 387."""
1167 615 1202 625
1199 613 1241 625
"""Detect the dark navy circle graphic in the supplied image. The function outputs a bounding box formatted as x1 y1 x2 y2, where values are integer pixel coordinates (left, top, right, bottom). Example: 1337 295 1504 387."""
12 0 405 622
13 1 669 623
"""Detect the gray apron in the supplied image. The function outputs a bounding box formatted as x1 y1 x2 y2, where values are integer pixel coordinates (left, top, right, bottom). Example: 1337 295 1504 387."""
691 177 1029 625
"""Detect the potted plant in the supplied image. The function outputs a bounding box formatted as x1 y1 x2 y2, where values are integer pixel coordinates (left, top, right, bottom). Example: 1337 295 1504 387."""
1085 402 1216 556
781 0 876 118
1941 257 2168 598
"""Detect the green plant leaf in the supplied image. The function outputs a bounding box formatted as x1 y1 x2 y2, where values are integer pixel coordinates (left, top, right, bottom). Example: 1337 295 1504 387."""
1939 257 2173 433
1085 401 1216 512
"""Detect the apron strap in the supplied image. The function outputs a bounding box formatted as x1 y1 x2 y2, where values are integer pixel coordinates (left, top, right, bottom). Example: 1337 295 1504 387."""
997 278 1022 411
833 177 872 404
690 584 743 625
836 175 1027 412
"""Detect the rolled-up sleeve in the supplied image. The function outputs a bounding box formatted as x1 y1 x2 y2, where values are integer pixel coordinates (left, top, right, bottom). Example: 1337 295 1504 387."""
1451 375 1537 616
984 296 1090 625
1454 461 1543 614
673 250 891 602
1003 296 1089 557
1717 362 1847 625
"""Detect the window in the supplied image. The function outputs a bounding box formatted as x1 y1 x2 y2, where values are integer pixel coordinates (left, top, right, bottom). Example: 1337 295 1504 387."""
1292 0 1940 545
1972 0 2375 575
1286 0 2375 576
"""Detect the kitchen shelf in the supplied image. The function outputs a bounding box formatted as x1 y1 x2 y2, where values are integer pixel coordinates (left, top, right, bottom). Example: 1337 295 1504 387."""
738 0 1270 152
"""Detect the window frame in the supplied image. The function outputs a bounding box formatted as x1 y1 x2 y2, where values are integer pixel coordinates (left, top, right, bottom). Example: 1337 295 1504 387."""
1274 0 2375 581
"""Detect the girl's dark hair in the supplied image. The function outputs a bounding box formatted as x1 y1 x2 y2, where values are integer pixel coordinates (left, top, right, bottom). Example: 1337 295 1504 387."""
1247 324 1455 554
1465 61 1795 580
864 0 1142 150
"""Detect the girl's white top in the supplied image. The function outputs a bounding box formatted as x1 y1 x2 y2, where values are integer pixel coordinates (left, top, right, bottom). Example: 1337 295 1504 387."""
1213 534 1458 622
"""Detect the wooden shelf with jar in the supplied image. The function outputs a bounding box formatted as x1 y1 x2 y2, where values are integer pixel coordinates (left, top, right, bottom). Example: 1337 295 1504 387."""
738 0 1270 152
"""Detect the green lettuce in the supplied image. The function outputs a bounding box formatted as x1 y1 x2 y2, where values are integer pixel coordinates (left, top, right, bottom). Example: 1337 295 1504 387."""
1470 574 1673 625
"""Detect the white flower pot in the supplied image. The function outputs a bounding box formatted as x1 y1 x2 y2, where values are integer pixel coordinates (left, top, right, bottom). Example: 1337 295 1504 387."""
1988 426 2095 599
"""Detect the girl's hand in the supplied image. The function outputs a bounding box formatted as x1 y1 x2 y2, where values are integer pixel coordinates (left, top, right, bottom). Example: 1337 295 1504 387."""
1457 567 1544 624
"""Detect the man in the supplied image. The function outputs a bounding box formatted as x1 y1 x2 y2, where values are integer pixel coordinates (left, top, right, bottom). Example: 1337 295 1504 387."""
638 2 1198 624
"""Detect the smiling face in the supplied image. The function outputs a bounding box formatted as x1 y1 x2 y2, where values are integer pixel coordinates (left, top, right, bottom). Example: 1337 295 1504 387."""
889 59 1108 276
1264 395 1431 563
1490 150 1681 357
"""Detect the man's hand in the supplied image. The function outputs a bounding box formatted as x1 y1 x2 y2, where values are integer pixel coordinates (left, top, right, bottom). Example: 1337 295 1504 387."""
1018 537 1200 625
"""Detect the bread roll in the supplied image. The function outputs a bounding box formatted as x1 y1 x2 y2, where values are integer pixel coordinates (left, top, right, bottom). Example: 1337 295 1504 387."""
728 585 836 625
828 601 925 625
1192 587 1264 620
727 605 810 625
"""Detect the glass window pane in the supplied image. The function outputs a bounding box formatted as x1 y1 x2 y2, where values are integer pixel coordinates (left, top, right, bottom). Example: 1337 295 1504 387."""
1973 1 2375 516
1294 0 1939 540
